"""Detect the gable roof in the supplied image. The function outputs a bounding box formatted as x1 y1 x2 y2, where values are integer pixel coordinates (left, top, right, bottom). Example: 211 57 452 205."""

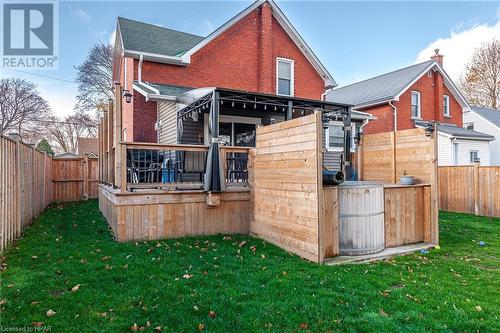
117 17 204 57
470 106 500 128
115 0 335 88
326 60 469 109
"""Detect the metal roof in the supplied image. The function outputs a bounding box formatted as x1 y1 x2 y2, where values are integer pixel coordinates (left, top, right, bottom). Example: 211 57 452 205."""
117 17 204 57
326 60 435 107
470 106 500 127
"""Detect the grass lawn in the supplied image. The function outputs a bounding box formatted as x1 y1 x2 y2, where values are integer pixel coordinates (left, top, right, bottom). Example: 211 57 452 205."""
1 200 499 332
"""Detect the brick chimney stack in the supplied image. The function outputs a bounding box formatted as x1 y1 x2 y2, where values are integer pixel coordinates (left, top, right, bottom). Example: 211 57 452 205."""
431 48 443 67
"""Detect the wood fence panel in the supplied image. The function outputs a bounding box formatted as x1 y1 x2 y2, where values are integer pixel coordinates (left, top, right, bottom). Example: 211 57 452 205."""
250 113 323 263
0 136 53 251
439 165 500 217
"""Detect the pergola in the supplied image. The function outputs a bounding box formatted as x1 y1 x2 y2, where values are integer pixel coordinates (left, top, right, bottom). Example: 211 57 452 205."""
176 88 353 192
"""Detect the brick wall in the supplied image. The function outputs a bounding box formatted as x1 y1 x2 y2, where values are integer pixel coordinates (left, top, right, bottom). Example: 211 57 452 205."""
132 91 157 143
363 70 463 134
137 7 325 100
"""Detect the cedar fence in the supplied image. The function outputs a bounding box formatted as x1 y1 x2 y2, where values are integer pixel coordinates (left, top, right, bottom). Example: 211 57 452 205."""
439 164 500 217
0 135 98 251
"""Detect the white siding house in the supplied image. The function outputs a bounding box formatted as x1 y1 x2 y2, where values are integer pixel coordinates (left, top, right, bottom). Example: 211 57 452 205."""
435 123 494 166
463 107 500 166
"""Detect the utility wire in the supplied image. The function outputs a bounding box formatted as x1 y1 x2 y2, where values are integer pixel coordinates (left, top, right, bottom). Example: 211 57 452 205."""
4 69 77 84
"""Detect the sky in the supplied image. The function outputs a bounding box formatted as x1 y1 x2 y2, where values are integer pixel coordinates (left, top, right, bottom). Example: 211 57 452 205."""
1 0 499 118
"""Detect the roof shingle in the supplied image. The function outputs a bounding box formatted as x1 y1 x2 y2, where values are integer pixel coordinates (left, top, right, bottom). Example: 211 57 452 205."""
118 17 204 57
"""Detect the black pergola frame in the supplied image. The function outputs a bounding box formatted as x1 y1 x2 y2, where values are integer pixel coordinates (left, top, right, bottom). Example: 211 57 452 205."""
177 88 353 192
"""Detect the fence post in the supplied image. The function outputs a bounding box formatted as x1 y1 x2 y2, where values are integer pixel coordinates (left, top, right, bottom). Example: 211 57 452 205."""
473 161 480 216
83 154 89 200
15 139 22 237
120 143 127 193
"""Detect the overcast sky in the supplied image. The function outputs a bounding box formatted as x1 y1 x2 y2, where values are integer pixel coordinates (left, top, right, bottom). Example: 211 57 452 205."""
1 0 499 118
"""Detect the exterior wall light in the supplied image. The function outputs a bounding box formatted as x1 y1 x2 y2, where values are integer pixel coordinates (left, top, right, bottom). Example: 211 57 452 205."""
424 123 435 137
123 90 133 103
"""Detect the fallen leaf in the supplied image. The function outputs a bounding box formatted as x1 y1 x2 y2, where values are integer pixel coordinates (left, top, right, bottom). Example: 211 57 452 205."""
31 256 38 260
261 254 266 259
208 310 216 318
154 326 162 332
282 271 287 276
105 265 113 270
379 308 388 317
130 323 139 332
0 299 6 305
32 322 44 327
7 284 14 288
71 284 80 292
197 323 205 331
183 274 192 279
238 241 246 247
31 301 39 305
299 323 309 329
475 305 482 312
46 309 56 317
250 245 257 252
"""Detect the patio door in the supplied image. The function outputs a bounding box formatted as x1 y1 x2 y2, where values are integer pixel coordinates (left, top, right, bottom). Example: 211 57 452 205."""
204 115 261 147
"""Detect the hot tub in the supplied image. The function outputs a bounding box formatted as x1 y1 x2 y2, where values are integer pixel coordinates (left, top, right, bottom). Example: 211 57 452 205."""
338 181 385 256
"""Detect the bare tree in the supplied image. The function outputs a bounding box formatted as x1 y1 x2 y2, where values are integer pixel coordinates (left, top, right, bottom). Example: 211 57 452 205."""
0 78 51 140
47 113 97 153
74 42 113 113
459 38 500 109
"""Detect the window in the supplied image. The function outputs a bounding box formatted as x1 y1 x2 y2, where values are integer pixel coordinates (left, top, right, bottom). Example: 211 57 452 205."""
453 142 459 165
464 122 474 130
411 91 421 119
325 123 344 151
470 150 479 164
443 95 450 117
276 58 294 96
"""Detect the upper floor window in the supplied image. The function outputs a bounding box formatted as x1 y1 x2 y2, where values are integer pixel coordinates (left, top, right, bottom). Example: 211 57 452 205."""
443 95 450 117
411 91 421 119
464 122 474 130
277 58 294 96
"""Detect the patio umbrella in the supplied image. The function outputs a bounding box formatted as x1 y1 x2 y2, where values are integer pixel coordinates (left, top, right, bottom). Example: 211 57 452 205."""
204 91 225 192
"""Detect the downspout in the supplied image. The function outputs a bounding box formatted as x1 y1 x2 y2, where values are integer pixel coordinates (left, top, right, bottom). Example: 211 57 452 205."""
321 87 334 101
138 54 144 83
389 100 397 183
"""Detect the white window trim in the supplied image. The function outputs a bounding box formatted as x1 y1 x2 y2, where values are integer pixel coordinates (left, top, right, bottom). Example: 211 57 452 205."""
411 91 421 119
325 121 356 153
443 95 450 117
470 150 479 164
276 57 294 97
203 114 261 145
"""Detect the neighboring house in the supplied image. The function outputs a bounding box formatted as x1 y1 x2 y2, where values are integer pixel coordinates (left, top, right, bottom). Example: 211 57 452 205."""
112 0 366 171
463 106 500 166
327 51 493 166
53 152 79 159
76 137 99 158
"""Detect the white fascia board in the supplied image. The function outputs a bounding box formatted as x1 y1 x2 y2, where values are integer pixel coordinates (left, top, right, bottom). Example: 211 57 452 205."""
469 110 500 129
124 49 188 66
133 83 177 102
434 62 470 109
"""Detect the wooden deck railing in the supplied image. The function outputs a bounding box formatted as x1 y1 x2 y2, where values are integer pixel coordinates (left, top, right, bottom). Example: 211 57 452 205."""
118 143 251 192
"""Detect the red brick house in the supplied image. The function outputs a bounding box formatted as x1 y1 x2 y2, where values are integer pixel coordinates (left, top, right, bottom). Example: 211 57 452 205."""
327 51 494 165
111 0 345 144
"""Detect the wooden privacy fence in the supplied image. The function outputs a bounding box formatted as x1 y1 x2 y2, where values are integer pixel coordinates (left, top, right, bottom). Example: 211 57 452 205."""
439 164 500 217
0 136 52 251
0 135 99 251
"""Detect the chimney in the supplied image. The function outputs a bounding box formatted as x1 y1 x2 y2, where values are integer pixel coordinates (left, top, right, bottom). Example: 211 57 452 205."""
431 48 443 67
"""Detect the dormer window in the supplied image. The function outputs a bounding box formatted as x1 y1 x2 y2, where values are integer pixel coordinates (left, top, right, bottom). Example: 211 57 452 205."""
277 58 294 96
443 95 450 117
411 91 421 119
